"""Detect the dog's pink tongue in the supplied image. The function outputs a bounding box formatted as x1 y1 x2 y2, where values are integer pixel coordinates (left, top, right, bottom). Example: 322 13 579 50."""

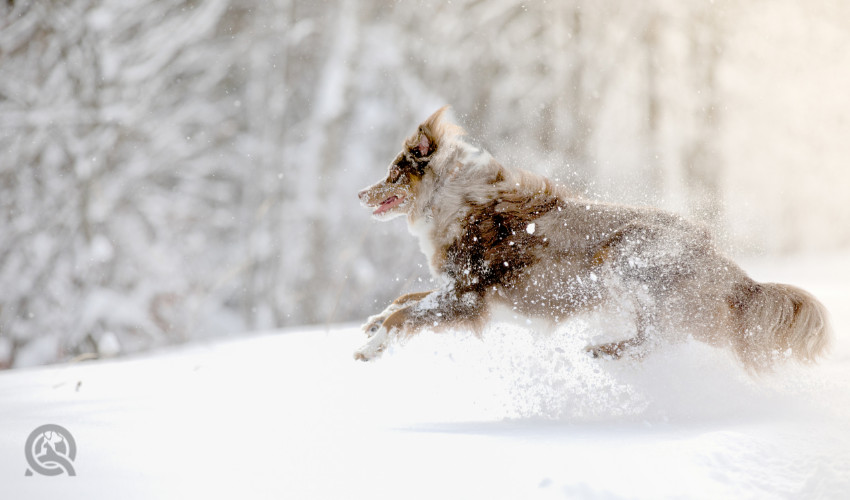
374 195 401 215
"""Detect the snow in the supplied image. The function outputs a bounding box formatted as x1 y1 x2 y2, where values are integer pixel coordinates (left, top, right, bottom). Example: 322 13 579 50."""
3 4 849 495
2 254 849 499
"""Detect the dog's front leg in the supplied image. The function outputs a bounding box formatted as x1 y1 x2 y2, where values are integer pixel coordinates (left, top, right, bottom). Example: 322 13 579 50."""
355 302 432 361
354 288 483 361
361 291 433 338
354 323 391 361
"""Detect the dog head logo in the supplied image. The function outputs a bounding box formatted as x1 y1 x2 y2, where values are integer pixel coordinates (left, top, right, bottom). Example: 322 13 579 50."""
358 106 464 221
25 424 77 476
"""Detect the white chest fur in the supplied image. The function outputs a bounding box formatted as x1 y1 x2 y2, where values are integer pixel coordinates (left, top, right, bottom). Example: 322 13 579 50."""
408 216 437 274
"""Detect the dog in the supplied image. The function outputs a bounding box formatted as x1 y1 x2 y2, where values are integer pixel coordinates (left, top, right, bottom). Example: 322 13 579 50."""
355 107 831 370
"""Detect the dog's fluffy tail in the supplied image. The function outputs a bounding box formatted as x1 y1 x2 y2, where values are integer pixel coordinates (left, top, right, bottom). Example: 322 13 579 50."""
729 279 831 370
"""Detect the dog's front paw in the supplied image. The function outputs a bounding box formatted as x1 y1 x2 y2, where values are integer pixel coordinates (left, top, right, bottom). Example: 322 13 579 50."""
354 327 389 361
354 346 382 361
361 314 385 338
362 303 403 338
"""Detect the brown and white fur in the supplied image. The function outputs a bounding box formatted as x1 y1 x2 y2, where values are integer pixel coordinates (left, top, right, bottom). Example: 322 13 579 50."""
355 107 831 371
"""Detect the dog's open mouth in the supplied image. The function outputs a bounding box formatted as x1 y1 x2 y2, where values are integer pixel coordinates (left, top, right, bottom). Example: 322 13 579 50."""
373 195 405 215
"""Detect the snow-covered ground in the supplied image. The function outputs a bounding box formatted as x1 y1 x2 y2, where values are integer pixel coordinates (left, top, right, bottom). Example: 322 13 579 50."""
2 253 849 499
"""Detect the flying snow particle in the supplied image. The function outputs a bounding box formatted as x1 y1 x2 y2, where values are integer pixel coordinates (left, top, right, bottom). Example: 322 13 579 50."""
526 223 536 235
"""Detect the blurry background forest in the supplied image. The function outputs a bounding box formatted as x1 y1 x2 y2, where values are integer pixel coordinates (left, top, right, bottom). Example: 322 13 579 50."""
2 0 850 368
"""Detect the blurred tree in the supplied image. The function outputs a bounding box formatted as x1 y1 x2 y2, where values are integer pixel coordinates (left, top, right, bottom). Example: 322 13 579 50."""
1 0 847 367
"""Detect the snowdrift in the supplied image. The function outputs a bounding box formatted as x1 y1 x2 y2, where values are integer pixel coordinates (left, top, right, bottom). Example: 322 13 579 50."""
1 255 849 499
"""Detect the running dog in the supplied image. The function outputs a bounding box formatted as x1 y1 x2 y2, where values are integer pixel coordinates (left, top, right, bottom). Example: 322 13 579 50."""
355 107 830 370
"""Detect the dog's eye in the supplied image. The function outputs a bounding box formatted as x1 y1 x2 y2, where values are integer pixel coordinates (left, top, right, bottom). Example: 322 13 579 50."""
389 167 401 183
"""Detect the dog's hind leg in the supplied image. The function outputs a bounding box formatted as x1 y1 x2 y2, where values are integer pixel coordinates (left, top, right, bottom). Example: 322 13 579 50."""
585 332 647 360
585 308 654 360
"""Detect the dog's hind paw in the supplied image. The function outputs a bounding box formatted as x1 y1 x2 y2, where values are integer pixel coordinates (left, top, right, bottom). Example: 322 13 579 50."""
584 344 620 360
585 336 647 361
584 345 608 359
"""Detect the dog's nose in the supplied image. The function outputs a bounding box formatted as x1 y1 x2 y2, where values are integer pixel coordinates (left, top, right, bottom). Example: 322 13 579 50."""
358 188 368 201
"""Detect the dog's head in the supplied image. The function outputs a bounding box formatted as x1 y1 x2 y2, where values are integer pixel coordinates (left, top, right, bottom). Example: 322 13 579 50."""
358 106 463 221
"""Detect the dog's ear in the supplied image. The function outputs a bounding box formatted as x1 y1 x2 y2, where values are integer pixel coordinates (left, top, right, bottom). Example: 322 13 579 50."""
407 106 462 160
414 127 436 158
416 132 432 157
